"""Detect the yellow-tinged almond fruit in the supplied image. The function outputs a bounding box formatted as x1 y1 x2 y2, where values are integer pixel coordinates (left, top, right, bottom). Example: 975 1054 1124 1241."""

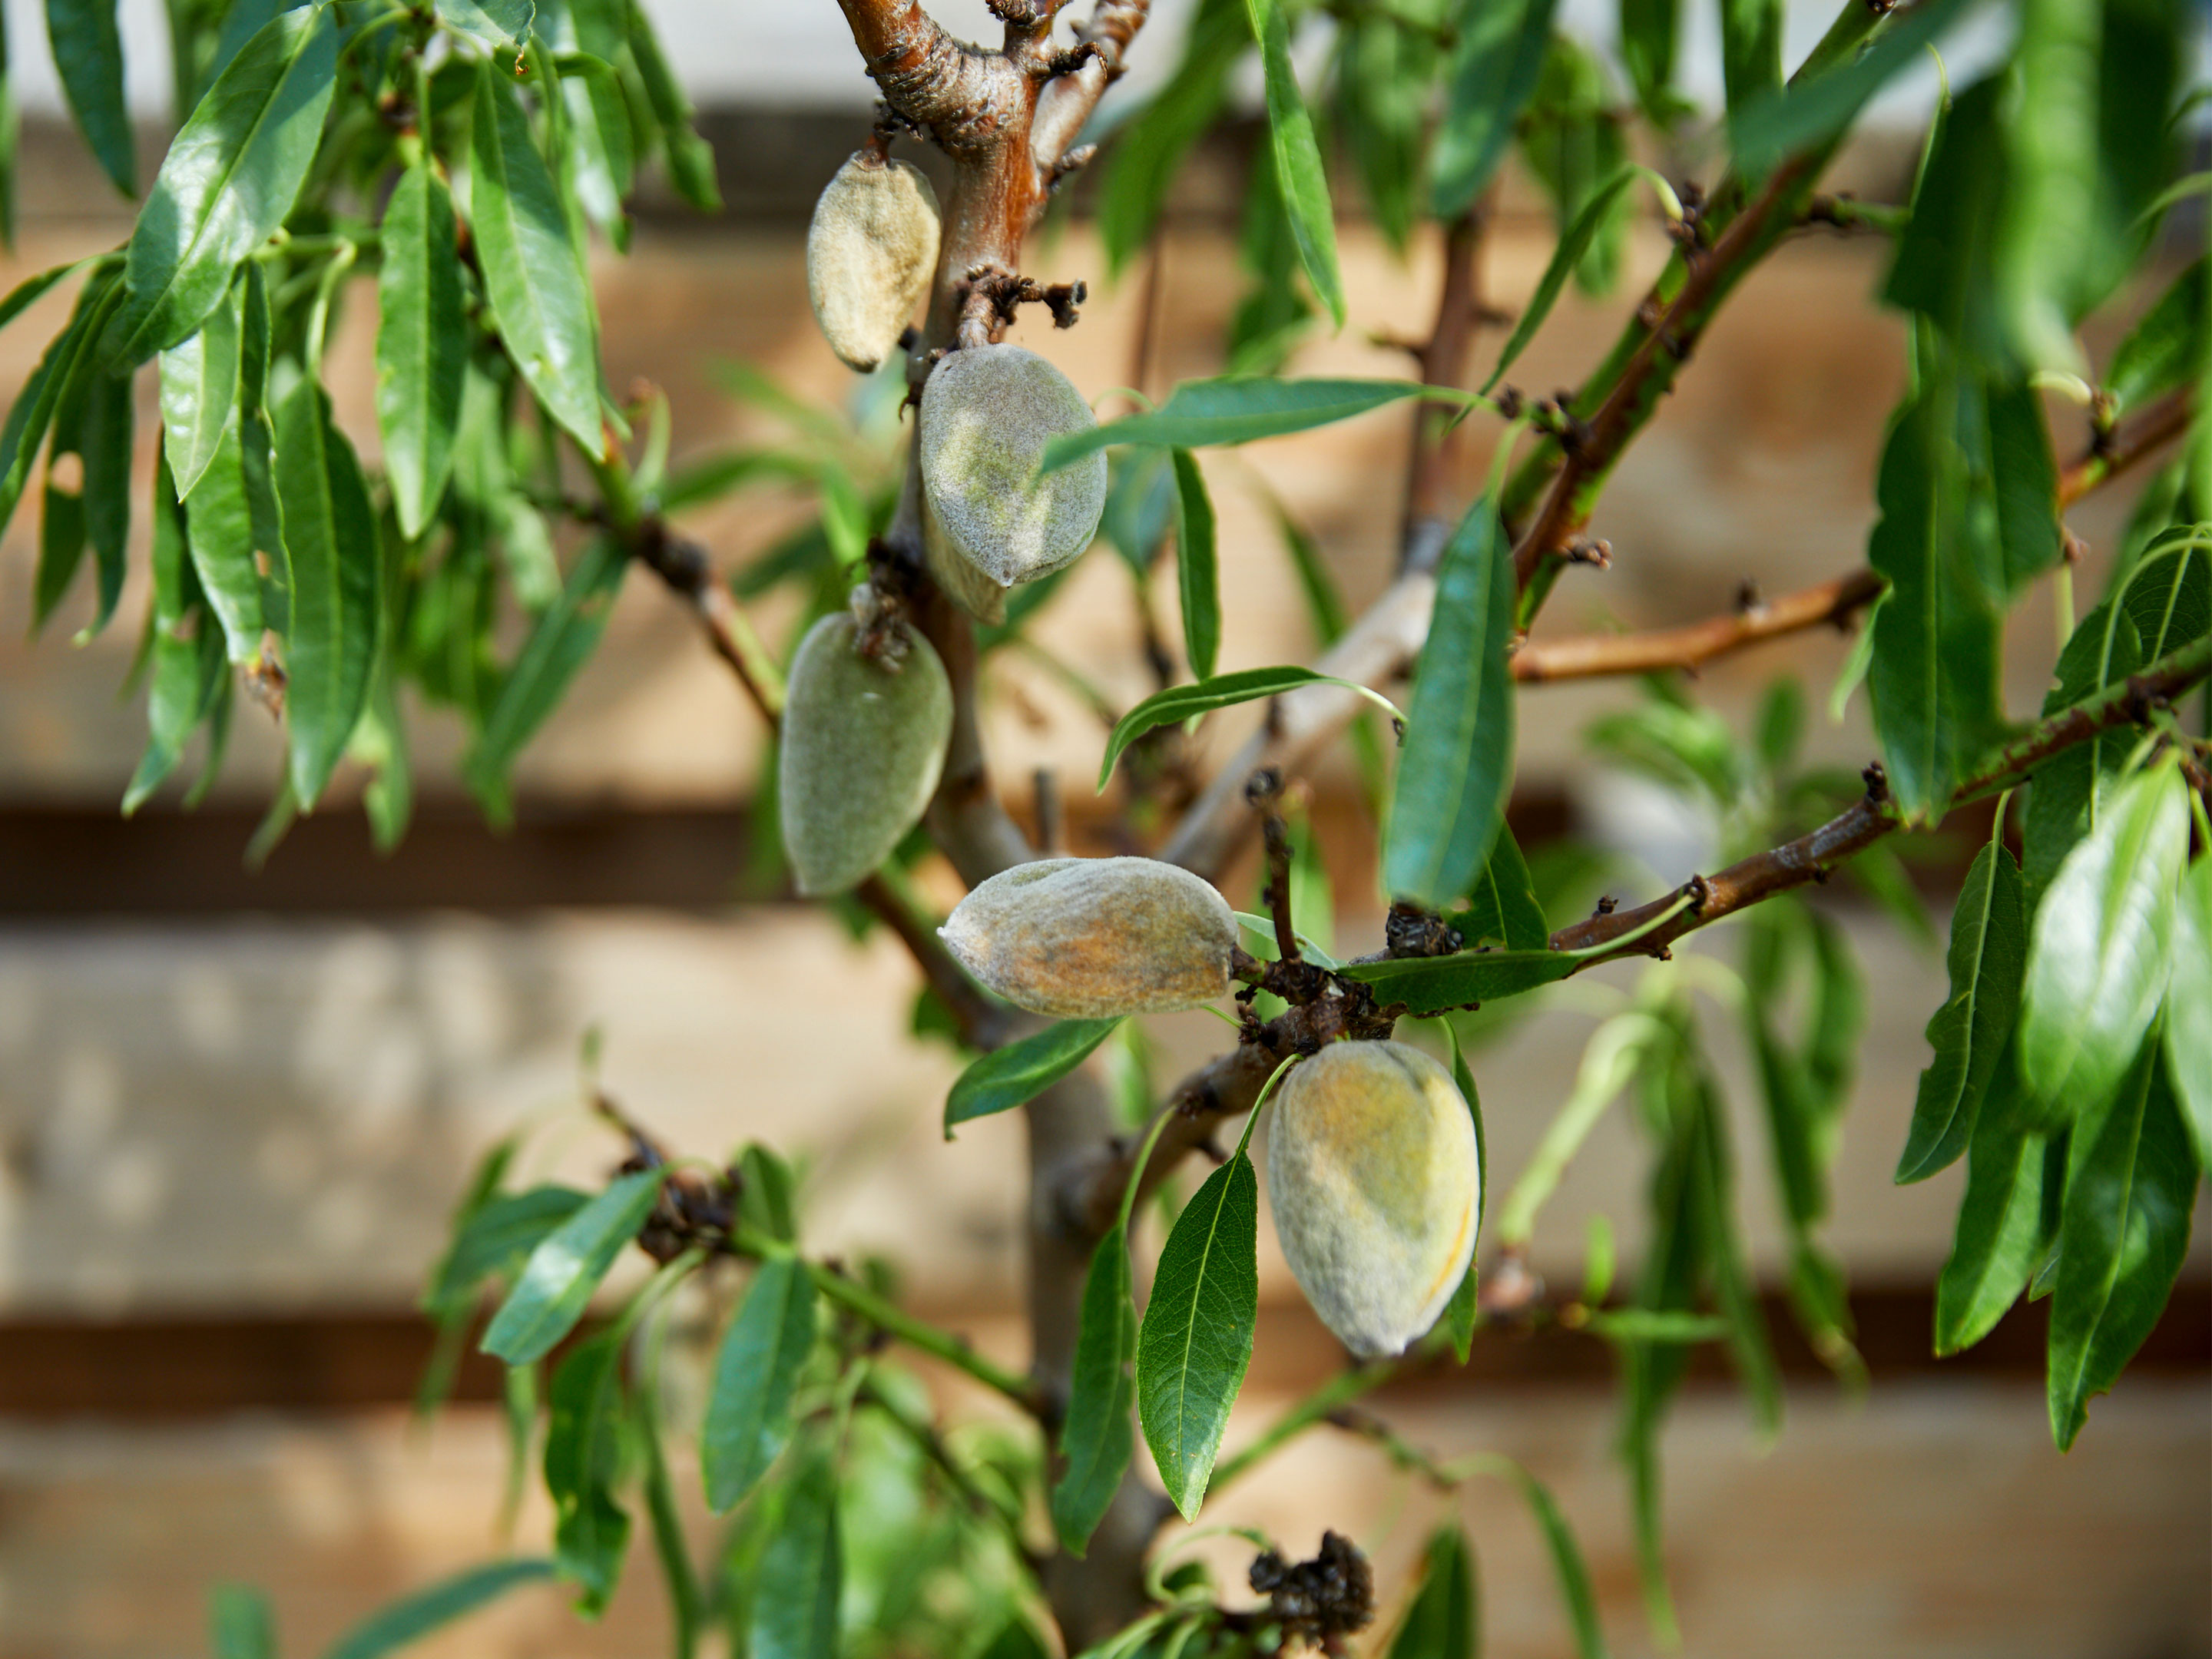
779 613 952 896
939 856 1237 1018
806 154 941 373
919 344 1108 587
1267 1040 1479 1359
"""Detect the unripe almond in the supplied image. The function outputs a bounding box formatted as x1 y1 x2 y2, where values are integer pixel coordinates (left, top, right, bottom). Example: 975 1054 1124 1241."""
779 612 952 896
806 154 941 373
1267 1041 1479 1359
939 856 1237 1018
924 489 1007 624
919 344 1108 588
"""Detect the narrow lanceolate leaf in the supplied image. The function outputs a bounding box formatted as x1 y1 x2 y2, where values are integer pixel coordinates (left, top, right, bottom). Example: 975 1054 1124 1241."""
2047 1031 2197 1449
124 454 227 813
1341 946 1580 1015
481 1168 662 1365
104 5 339 363
422 1184 589 1317
2015 763 2189 1131
376 161 466 539
1095 0 1245 272
75 359 132 634
2105 258 2206 416
1935 1088 2054 1355
544 1330 630 1611
209 1587 276 1659
559 54 635 245
0 267 119 544
1243 0 1343 326
1098 667 1394 790
702 1257 816 1513
464 537 628 825
1383 492 1515 908
45 0 134 196
1896 838 2027 1183
1053 1221 1137 1557
2165 858 2212 1167
749 1442 841 1659
320 1560 558 1659
182 422 269 661
626 0 721 212
1385 1526 1475 1659
157 278 242 500
1484 166 1642 394
1135 1150 1259 1520
1727 0 1970 175
1171 449 1220 681
1429 0 1558 217
1718 0 1781 113
433 0 535 55
1449 822 1548 951
274 379 379 807
1042 377 1472 472
945 1018 1123 1137
470 62 604 449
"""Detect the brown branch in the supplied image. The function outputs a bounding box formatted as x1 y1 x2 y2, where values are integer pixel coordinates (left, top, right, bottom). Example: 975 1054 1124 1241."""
2060 389 2190 508
1512 568 1886 683
1399 204 1490 573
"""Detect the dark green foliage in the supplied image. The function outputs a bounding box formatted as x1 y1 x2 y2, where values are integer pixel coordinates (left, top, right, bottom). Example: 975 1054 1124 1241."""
946 1018 1124 1135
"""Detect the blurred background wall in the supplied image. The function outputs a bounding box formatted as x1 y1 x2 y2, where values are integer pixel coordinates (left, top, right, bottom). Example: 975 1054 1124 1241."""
0 2 2207 1655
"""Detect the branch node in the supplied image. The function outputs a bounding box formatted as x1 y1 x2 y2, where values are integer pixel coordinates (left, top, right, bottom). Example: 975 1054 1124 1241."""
1861 760 1889 805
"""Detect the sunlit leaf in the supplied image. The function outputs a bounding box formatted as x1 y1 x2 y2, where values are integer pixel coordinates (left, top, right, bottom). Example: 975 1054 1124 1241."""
1043 377 1472 472
1243 0 1343 326
946 1018 1123 1137
377 160 466 540
45 0 134 196
482 1168 662 1365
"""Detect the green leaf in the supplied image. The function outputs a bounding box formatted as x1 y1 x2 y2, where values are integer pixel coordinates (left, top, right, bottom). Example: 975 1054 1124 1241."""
1429 0 1558 218
703 1257 816 1512
1483 166 1642 394
1340 946 1581 1015
1336 10 1432 253
482 1167 662 1364
2107 259 2206 417
376 160 466 540
464 536 628 825
273 377 379 808
1171 449 1220 682
470 61 603 449
1728 0 1971 177
738 1142 800 1243
749 1442 842 1659
1486 1459 1608 1659
1935 1098 2057 1355
544 1330 631 1611
558 54 635 246
1098 667 1394 790
2164 856 2212 1169
1884 75 2007 359
1096 0 1245 273
1719 0 1781 112
626 0 720 213
1385 1525 1476 1659
1581 1308 1732 1343
0 267 120 548
946 1018 1123 1136
180 419 270 663
157 276 241 501
434 0 535 54
1382 492 1515 907
45 0 134 196
1243 0 1343 328
1135 1148 1259 1521
1982 371 2063 593
1042 377 1470 472
2047 1028 2198 1449
1052 1220 1137 1556
2015 762 2189 1131
56 352 133 637
422 1184 590 1316
1896 837 2027 1183
104 5 338 363
124 452 227 812
1442 1022 1484 1363
209 1586 276 1659
320 1560 558 1659
1448 822 1548 951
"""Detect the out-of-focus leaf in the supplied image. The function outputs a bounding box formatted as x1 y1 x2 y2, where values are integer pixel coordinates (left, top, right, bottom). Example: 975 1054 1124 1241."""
1896 836 2026 1183
1053 1220 1137 1556
558 54 635 248
482 1167 662 1365
320 1560 559 1659
1 266 121 546
377 159 466 539
1482 1458 1607 1659
56 351 132 637
1243 0 1343 326
1384 1525 1475 1659
703 1256 816 1512
749 1441 842 1659
738 1142 800 1243
1171 448 1219 681
1485 165 1640 393
434 0 534 55
1337 9 1433 253
1719 0 1781 112
1135 1147 1258 1520
423 1184 590 1316
2164 856 2212 1167
209 1586 276 1659
946 1018 1123 1137
1730 0 1970 177
1618 0 1679 121
123 452 227 812
104 5 338 363
1383 492 1515 908
1096 0 1245 274
1098 667 1394 790
45 0 134 196
2106 258 2205 416
1226 137 1315 376
626 0 720 211
1429 0 1558 217
544 1330 630 1612
1044 377 1472 471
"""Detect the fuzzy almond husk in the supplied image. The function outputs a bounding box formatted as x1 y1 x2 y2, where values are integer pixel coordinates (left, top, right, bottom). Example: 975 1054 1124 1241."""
1267 1040 1480 1359
806 154 940 373
939 856 1237 1018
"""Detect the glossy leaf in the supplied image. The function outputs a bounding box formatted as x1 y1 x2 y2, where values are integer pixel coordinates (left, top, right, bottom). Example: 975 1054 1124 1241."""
481 1167 662 1364
1043 377 1470 472
181 419 270 663
64 355 133 636
471 62 603 449
1897 838 2027 1183
377 161 466 539
1934 1100 2055 1355
273 378 379 808
464 537 628 825
2047 1031 2197 1449
45 0 133 196
1135 1148 1258 1520
104 5 338 363
2165 856 2212 1167
1429 0 1558 217
1098 667 1392 790
1385 1526 1475 1659
157 276 241 502
1729 0 1970 176
1484 166 1642 393
749 1442 842 1659
544 1330 630 1611
2106 258 2206 416
434 0 534 53
2015 762 2188 1131
946 1018 1123 1137
1243 0 1343 327
1171 448 1220 681
1052 1220 1137 1556
703 1257 816 1512
1449 822 1548 952
422 1184 590 1317
321 1560 558 1659
558 54 635 247
1341 946 1581 1015
1383 492 1515 907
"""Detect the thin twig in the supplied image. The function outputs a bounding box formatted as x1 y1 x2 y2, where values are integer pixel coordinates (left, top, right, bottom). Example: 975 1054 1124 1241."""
1512 568 1885 683
2059 389 2190 507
